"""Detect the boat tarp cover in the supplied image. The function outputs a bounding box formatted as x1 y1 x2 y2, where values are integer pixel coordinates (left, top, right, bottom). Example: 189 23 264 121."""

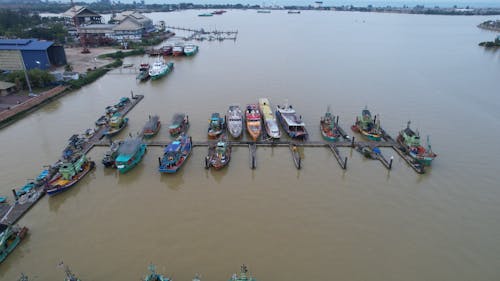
144 115 159 131
170 113 185 128
164 141 181 153
117 138 143 159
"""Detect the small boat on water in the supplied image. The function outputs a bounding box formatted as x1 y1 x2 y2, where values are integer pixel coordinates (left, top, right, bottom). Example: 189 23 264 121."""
0 224 28 263
258 98 281 139
257 10 271 13
212 10 227 15
351 106 382 141
144 264 171 281
208 112 226 139
198 13 214 17
288 10 301 14
276 102 308 139
46 154 95 196
183 44 199 56
169 113 189 137
172 43 184 56
229 264 257 281
205 137 231 170
95 115 109 126
115 97 130 108
115 136 147 173
320 107 342 141
158 134 192 173
142 115 161 138
227 105 243 138
0 196 6 204
136 63 150 82
397 121 437 166
104 112 128 137
149 57 174 80
245 104 262 141
102 141 120 168
15 181 36 197
356 144 381 159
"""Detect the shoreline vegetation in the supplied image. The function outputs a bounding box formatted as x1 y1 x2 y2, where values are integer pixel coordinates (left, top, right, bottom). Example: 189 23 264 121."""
1 1 500 16
478 20 500 31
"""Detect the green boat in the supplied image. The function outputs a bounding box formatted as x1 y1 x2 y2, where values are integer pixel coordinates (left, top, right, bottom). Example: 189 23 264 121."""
104 112 129 137
0 224 28 263
351 106 382 141
183 44 199 56
115 136 147 173
229 265 257 281
397 121 437 166
144 264 171 281
149 58 174 80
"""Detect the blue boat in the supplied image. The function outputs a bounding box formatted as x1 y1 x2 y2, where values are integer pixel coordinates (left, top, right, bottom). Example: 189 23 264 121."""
15 182 36 197
115 136 147 173
159 134 192 173
144 264 171 281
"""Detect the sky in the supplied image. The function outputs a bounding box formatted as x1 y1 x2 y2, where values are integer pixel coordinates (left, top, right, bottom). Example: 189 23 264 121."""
66 1 500 8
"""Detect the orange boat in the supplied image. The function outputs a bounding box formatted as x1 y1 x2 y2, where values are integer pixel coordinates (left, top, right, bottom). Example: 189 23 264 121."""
245 104 261 141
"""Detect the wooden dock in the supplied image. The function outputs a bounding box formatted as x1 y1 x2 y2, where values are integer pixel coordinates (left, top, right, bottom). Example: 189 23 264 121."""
165 26 238 41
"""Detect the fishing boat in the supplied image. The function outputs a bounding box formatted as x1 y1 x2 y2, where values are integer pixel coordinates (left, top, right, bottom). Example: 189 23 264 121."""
276 102 308 139
149 57 174 80
102 141 120 168
169 113 189 137
144 264 171 281
227 105 243 138
229 265 257 281
258 98 281 139
257 10 271 13
320 107 342 141
103 112 128 137
245 104 262 141
397 121 437 166
114 97 130 108
0 224 28 263
95 115 108 126
0 197 6 204
288 10 301 14
58 262 81 281
115 136 147 173
205 138 231 170
198 13 214 17
15 182 36 197
46 154 95 196
158 134 192 173
172 43 184 56
183 44 199 56
142 115 161 138
136 64 150 82
207 112 226 139
351 106 382 141
356 144 381 159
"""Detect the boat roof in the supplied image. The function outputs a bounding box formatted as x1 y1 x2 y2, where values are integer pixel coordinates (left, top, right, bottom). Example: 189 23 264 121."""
171 113 185 125
279 111 305 126
0 223 8 233
211 112 221 120
164 141 181 152
143 115 159 130
117 137 143 159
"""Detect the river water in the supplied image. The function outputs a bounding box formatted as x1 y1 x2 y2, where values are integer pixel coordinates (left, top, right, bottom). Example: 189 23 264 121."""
1 10 500 281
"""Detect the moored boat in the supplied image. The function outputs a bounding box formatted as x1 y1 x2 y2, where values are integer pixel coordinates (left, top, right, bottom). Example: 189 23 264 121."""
158 134 192 173
149 57 174 80
95 115 109 126
104 112 128 137
276 102 308 139
136 66 150 82
205 137 231 170
46 154 95 196
320 107 342 141
172 43 184 56
115 136 147 173
144 264 171 281
169 113 189 137
198 13 214 17
183 44 199 56
229 264 257 281
397 121 437 166
257 10 271 13
351 106 382 141
102 141 120 168
208 112 226 139
212 10 227 15
0 224 28 263
227 105 243 138
245 104 262 141
258 98 280 139
142 115 161 138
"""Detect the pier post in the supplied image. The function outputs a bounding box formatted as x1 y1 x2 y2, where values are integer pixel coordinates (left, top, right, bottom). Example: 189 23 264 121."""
336 115 339 125
12 189 18 201
344 157 348 169
389 156 393 169
298 157 301 169
158 157 161 167
351 136 355 148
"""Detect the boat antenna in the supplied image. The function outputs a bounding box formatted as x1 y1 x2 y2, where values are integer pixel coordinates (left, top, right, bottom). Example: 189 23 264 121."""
407 120 411 129
426 135 433 153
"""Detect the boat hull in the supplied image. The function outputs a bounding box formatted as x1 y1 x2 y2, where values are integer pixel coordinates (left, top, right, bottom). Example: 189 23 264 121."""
117 144 147 174
246 123 261 141
143 122 161 138
46 161 95 196
159 149 192 174
0 227 28 263
104 118 129 137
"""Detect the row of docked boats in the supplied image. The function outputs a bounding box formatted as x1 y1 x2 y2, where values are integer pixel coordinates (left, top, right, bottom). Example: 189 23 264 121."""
146 43 199 57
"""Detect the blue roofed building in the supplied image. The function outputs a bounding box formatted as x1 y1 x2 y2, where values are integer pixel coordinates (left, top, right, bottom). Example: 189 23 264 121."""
0 39 67 71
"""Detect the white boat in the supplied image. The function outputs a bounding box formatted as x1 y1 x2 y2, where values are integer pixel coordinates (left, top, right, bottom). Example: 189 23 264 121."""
183 44 199 56
258 98 281 139
276 102 308 139
172 43 184 56
227 105 243 138
148 57 174 80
